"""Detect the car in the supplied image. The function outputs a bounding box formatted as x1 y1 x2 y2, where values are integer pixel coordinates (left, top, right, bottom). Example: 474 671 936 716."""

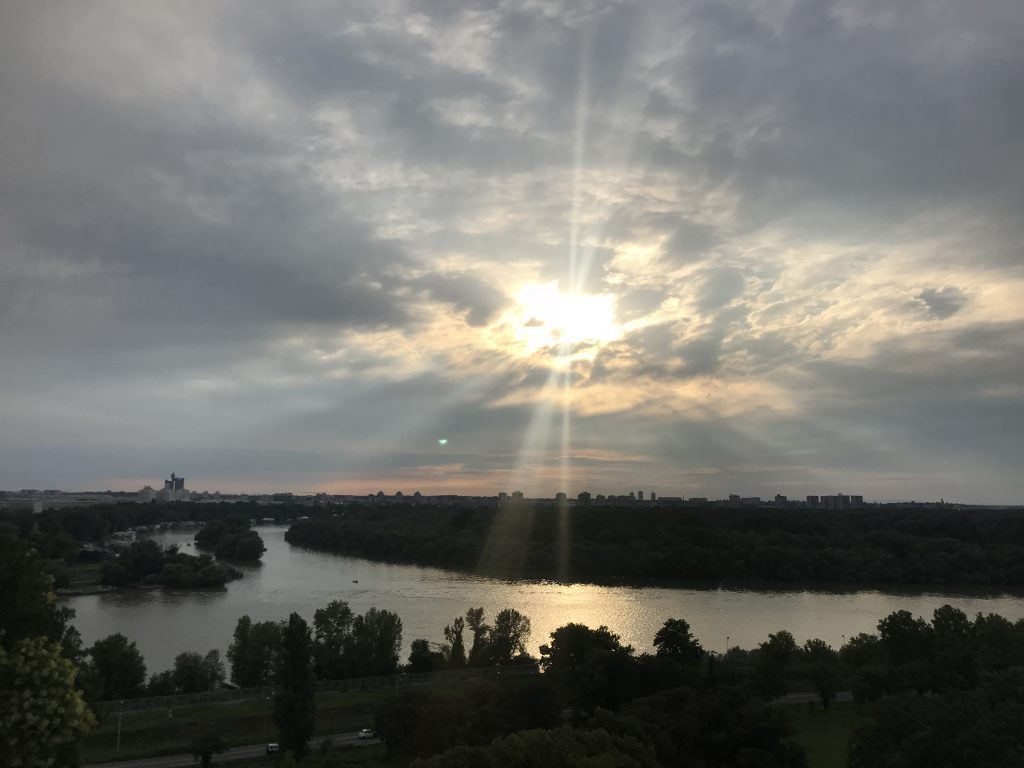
358 728 376 739
266 743 280 754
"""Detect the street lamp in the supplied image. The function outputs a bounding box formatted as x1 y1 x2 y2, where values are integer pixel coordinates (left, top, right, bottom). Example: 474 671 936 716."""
116 700 125 753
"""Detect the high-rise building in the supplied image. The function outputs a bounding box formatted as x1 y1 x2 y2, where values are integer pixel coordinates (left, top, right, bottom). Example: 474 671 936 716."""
577 491 592 508
806 495 820 508
637 490 644 501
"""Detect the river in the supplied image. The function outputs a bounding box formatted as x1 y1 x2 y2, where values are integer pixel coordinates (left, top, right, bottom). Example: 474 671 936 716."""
63 525 1024 674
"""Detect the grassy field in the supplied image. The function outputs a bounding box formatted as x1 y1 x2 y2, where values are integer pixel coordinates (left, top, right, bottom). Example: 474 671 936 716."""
786 702 869 768
82 688 390 763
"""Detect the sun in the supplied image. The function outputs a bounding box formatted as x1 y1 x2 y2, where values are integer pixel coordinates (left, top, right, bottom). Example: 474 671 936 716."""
509 281 621 357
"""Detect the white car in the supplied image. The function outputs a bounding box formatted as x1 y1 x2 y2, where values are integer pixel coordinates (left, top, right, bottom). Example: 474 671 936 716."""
266 743 280 754
358 728 376 739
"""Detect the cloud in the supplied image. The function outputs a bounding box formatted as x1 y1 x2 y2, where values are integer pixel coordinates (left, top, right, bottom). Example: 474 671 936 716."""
1 1 1022 503
917 287 967 319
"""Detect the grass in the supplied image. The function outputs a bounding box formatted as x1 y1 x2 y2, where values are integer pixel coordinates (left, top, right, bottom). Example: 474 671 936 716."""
82 688 390 763
207 744 401 768
67 562 103 588
786 702 870 768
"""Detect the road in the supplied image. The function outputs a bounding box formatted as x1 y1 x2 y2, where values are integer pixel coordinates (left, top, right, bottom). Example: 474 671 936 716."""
86 732 378 768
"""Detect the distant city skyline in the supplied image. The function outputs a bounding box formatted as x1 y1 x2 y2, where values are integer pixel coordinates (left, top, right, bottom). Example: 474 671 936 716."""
2 3 1022 506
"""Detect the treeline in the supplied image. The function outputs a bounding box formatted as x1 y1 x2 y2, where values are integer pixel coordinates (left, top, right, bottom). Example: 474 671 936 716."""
99 539 241 588
194 518 265 561
285 503 1024 586
0 500 296 559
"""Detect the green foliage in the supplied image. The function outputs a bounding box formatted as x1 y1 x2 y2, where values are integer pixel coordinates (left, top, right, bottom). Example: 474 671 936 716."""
228 615 281 687
87 633 147 700
170 649 225 693
491 608 531 665
414 726 660 768
282 504 1024 587
0 525 75 651
100 539 241 588
802 639 840 709
848 670 1024 768
540 623 638 712
652 618 704 664
444 616 466 668
0 636 96 768
190 729 226 768
408 639 442 674
310 601 403 680
195 518 266 561
755 630 800 698
275 613 317 759
376 677 562 761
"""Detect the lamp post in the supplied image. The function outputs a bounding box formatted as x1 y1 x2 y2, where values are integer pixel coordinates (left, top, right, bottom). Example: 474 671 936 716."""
116 700 125 753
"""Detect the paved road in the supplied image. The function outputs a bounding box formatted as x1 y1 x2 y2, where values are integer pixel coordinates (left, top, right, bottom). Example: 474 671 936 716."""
87 732 378 768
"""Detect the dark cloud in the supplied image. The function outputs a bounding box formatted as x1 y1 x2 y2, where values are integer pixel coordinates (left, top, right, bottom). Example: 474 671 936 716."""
696 267 746 313
917 287 967 319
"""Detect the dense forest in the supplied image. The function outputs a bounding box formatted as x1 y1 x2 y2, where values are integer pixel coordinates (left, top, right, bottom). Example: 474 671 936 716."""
286 503 1024 588
193 518 266 561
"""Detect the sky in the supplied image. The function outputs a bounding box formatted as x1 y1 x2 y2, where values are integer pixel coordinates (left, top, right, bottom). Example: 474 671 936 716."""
1 1 1022 503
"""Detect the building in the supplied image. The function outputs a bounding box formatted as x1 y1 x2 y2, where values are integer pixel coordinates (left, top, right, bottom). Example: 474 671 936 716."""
806 495 820 508
158 473 190 502
775 494 788 504
577 491 592 508
555 492 567 505
637 490 644 501
138 486 157 503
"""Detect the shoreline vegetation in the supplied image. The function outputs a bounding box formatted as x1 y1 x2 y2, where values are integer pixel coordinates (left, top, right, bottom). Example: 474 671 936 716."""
285 503 1024 589
7 519 1024 766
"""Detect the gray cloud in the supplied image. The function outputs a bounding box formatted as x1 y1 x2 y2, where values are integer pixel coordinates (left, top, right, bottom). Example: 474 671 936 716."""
917 287 967 319
0 1 1022 502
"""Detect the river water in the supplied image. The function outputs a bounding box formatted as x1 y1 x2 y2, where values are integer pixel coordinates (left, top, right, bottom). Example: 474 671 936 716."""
64 525 1024 674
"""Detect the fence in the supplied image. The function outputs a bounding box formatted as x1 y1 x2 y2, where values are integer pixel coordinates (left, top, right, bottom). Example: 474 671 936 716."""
98 662 539 715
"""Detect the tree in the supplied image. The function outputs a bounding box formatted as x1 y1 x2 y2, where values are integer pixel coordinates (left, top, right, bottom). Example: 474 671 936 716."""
0 525 77 651
88 633 147 700
408 639 439 674
652 618 704 664
755 630 799 698
350 607 403 677
465 607 492 667
444 616 466 668
931 604 976 690
803 639 840 709
877 609 934 692
274 613 316 760
190 729 226 768
840 633 888 703
0 636 96 768
490 609 531 665
312 600 354 680
171 650 224 694
413 726 659 768
540 623 637 711
228 616 281 688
